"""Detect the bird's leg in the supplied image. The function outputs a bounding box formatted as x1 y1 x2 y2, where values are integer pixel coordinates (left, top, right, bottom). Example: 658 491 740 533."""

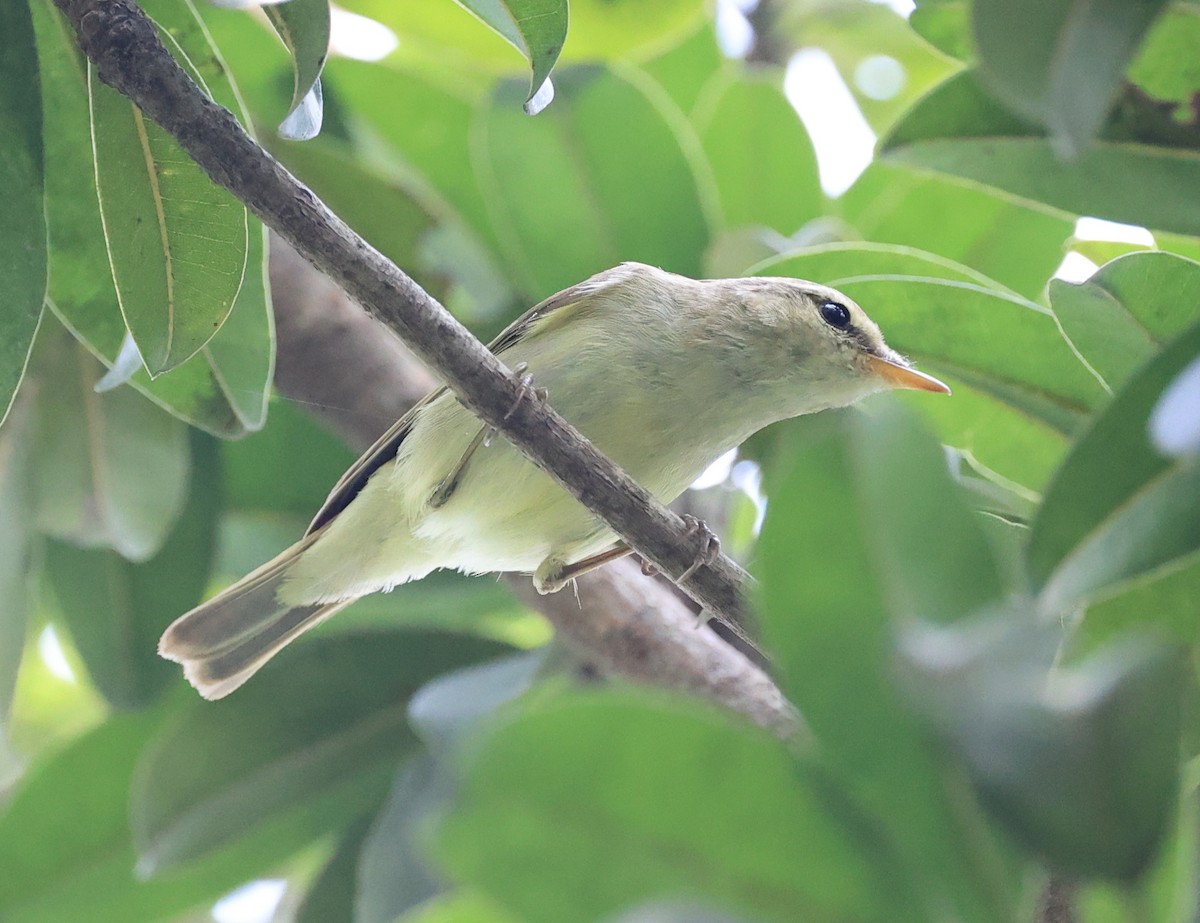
429 363 548 510
534 543 633 594
676 514 720 584
428 425 490 509
504 362 549 421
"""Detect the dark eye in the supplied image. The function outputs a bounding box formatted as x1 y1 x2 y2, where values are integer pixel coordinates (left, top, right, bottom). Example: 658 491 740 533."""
820 301 851 329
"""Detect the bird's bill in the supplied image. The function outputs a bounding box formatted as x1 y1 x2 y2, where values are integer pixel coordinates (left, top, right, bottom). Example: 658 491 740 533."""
868 356 951 394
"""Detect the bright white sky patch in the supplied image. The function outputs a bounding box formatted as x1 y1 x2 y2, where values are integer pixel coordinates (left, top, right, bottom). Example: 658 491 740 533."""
691 449 737 490
38 626 75 683
715 0 755 58
1054 251 1101 283
855 54 906 100
213 880 287 923
785 49 877 197
1074 216 1156 247
330 6 398 61
871 0 916 16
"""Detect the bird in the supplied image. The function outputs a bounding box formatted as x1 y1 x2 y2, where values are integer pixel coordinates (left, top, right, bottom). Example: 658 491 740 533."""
159 262 949 699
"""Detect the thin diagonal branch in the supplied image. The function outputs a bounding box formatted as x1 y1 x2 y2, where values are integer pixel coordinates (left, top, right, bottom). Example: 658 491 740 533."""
55 0 753 625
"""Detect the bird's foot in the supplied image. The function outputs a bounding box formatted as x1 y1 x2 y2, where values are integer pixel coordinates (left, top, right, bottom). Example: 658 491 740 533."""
675 515 720 585
505 362 549 421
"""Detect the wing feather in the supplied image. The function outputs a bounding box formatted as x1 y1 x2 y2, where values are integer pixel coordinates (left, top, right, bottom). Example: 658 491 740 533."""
305 265 644 535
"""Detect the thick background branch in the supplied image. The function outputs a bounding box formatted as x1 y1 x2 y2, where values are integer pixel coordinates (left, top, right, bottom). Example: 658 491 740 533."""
58 0 753 625
269 239 799 736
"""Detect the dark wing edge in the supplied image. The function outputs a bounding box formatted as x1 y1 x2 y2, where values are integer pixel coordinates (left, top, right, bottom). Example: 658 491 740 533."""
305 387 446 535
305 267 633 535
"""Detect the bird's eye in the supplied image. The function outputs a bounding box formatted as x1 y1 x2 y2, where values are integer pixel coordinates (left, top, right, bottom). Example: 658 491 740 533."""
820 301 851 329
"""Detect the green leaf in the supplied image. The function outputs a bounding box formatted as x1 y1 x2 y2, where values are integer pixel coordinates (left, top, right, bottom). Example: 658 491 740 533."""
0 707 366 923
132 631 508 872
87 4 249 374
1072 552 1200 652
853 404 1006 622
32 0 271 435
272 136 440 291
398 893 522 923
757 408 1015 922
473 66 711 300
339 0 701 72
1128 8 1200 112
221 396 354 516
44 432 221 710
641 21 721 117
457 0 567 111
439 690 913 923
902 618 1184 882
910 0 972 60
327 59 506 263
882 70 1200 236
356 758 451 923
838 163 1073 300
293 816 372 923
31 329 190 562
0 0 46 427
1029 320 1200 610
755 243 1105 488
972 0 1171 156
692 72 821 234
0 392 37 783
265 0 330 139
1049 251 1200 392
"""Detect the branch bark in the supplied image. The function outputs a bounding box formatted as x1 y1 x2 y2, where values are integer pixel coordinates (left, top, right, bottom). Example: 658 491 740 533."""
55 0 752 626
270 238 800 737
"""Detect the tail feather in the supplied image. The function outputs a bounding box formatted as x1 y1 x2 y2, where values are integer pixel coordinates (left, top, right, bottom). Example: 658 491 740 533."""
159 535 349 700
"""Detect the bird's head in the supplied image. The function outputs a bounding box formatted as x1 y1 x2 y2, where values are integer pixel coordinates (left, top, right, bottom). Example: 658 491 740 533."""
701 275 950 418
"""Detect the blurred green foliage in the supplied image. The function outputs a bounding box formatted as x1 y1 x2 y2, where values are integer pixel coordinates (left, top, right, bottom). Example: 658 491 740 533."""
2 0 1199 920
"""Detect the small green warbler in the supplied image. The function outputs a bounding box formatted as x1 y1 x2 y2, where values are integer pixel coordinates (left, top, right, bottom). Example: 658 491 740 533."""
160 262 949 698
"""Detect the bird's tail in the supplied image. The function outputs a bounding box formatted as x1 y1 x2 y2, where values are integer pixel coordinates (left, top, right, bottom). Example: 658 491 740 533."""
158 535 350 700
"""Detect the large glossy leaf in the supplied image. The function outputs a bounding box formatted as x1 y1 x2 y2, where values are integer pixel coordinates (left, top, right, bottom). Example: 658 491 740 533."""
901 613 1184 882
44 433 220 710
692 72 820 234
87 0 249 373
473 66 710 300
0 393 36 783
0 708 374 923
1029 320 1200 610
132 632 508 872
327 59 505 262
641 21 721 117
882 70 1200 236
1128 8 1200 111
755 243 1105 488
264 0 330 139
838 163 1073 300
0 0 46 427
756 407 1014 922
339 0 701 72
439 690 915 923
31 330 189 562
457 0 568 110
356 758 451 923
1049 251 1200 391
910 0 972 60
271 137 441 293
292 817 372 923
972 0 1171 156
32 0 272 435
